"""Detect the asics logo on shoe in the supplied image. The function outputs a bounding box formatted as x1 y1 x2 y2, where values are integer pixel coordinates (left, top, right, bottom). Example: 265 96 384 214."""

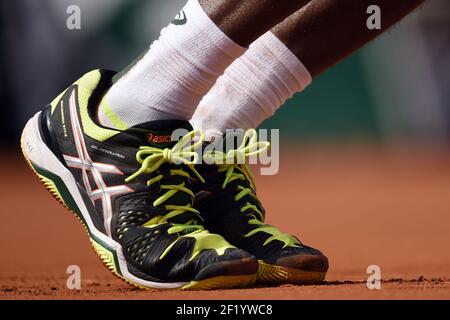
172 10 187 25
64 89 133 236
147 133 172 144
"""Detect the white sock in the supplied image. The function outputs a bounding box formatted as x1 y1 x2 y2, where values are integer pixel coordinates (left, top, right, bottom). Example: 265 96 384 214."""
191 31 312 135
99 0 245 129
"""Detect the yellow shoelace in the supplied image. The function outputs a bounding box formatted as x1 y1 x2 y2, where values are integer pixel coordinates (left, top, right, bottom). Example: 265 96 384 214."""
126 130 206 235
204 129 301 248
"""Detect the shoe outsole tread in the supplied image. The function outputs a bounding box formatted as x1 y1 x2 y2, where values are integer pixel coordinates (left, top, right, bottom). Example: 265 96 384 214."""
257 261 326 285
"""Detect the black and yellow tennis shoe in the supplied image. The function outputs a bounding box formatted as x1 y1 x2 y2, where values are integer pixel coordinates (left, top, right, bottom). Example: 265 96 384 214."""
194 130 328 285
20 70 258 290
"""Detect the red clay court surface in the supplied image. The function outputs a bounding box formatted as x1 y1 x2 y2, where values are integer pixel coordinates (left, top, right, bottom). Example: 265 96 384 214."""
1 144 449 299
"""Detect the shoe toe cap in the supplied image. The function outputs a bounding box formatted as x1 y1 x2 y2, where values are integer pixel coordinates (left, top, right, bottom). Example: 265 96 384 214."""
273 246 329 273
277 253 328 273
194 249 258 281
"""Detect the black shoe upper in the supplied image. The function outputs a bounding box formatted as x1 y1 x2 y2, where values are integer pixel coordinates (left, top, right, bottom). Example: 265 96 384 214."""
193 133 328 273
42 70 256 282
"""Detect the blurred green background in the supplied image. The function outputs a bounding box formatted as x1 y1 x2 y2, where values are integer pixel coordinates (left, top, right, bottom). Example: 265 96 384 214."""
1 0 449 146
261 55 378 141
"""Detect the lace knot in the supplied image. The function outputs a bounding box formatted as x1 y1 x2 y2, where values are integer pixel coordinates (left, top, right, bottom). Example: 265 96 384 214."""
162 148 173 162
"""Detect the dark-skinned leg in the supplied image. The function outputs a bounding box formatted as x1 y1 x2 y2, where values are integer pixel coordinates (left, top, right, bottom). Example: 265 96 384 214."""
273 0 426 77
192 0 426 131
199 0 312 46
99 0 312 129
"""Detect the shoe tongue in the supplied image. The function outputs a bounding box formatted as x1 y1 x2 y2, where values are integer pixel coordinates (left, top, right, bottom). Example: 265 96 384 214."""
125 120 193 148
202 130 246 154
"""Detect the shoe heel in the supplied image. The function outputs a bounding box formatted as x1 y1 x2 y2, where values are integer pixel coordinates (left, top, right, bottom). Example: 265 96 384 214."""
21 113 126 282
21 112 84 220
